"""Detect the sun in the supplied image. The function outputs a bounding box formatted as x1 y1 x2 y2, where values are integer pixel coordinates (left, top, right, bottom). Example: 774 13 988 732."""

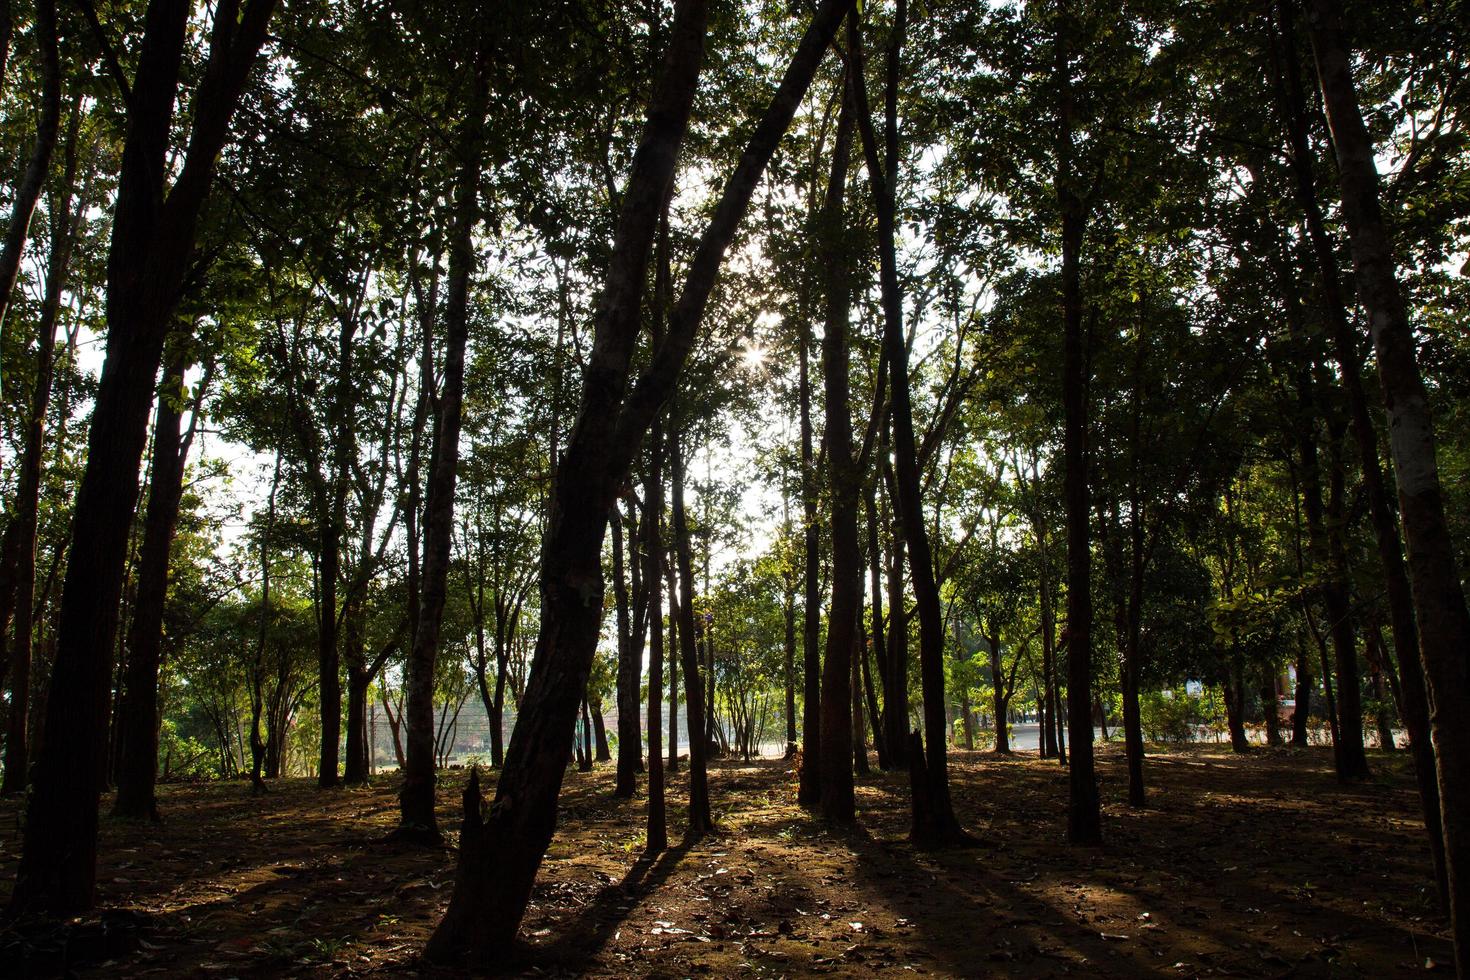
741 343 768 373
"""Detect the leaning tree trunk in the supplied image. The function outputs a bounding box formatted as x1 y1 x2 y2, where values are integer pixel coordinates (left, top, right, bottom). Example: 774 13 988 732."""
9 0 276 917
1271 0 1443 895
1304 0 1470 965
424 0 853 962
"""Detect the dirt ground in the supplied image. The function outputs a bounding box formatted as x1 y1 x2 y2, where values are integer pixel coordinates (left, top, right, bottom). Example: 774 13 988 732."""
0 742 1453 977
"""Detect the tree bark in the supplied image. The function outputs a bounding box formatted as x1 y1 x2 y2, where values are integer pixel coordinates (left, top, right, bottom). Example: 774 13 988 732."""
865 484 891 769
883 461 909 769
798 236 822 805
1293 629 1312 746
1323 429 1371 777
247 453 282 795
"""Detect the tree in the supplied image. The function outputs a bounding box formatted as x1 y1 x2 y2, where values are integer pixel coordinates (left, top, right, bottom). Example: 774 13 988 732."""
10 0 277 916
1303 0 1470 966
426 0 856 961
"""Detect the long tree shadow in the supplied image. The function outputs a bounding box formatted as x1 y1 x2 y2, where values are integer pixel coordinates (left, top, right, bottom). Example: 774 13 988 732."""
524 836 696 974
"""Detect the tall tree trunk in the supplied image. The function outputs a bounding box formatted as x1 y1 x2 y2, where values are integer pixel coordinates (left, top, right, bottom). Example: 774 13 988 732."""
1272 0 1443 895
1121 505 1146 805
1054 0 1101 845
1293 629 1312 746
247 453 282 794
10 0 276 915
817 83 858 824
666 553 680 773
577 698 593 772
1040 525 1060 761
1304 3 1470 964
396 41 485 841
783 556 798 759
883 465 909 769
1224 657 1250 753
592 698 611 761
798 237 822 805
849 4 964 847
425 1 853 960
989 635 1009 754
671 425 714 835
343 638 371 784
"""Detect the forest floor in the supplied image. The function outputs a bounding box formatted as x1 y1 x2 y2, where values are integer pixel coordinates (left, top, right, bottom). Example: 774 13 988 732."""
0 742 1452 977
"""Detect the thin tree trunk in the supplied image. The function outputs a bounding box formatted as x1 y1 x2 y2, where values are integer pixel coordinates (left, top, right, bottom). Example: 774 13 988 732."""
592 698 611 761
671 424 714 834
1324 429 1370 778
865 485 891 769
1 110 78 795
112 351 200 817
990 636 1008 754
612 502 641 796
883 465 909 770
247 453 281 795
666 552 681 770
645 427 668 855
798 237 822 805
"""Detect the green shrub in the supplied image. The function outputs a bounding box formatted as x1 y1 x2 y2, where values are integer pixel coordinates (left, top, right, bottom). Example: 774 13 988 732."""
1140 691 1196 745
